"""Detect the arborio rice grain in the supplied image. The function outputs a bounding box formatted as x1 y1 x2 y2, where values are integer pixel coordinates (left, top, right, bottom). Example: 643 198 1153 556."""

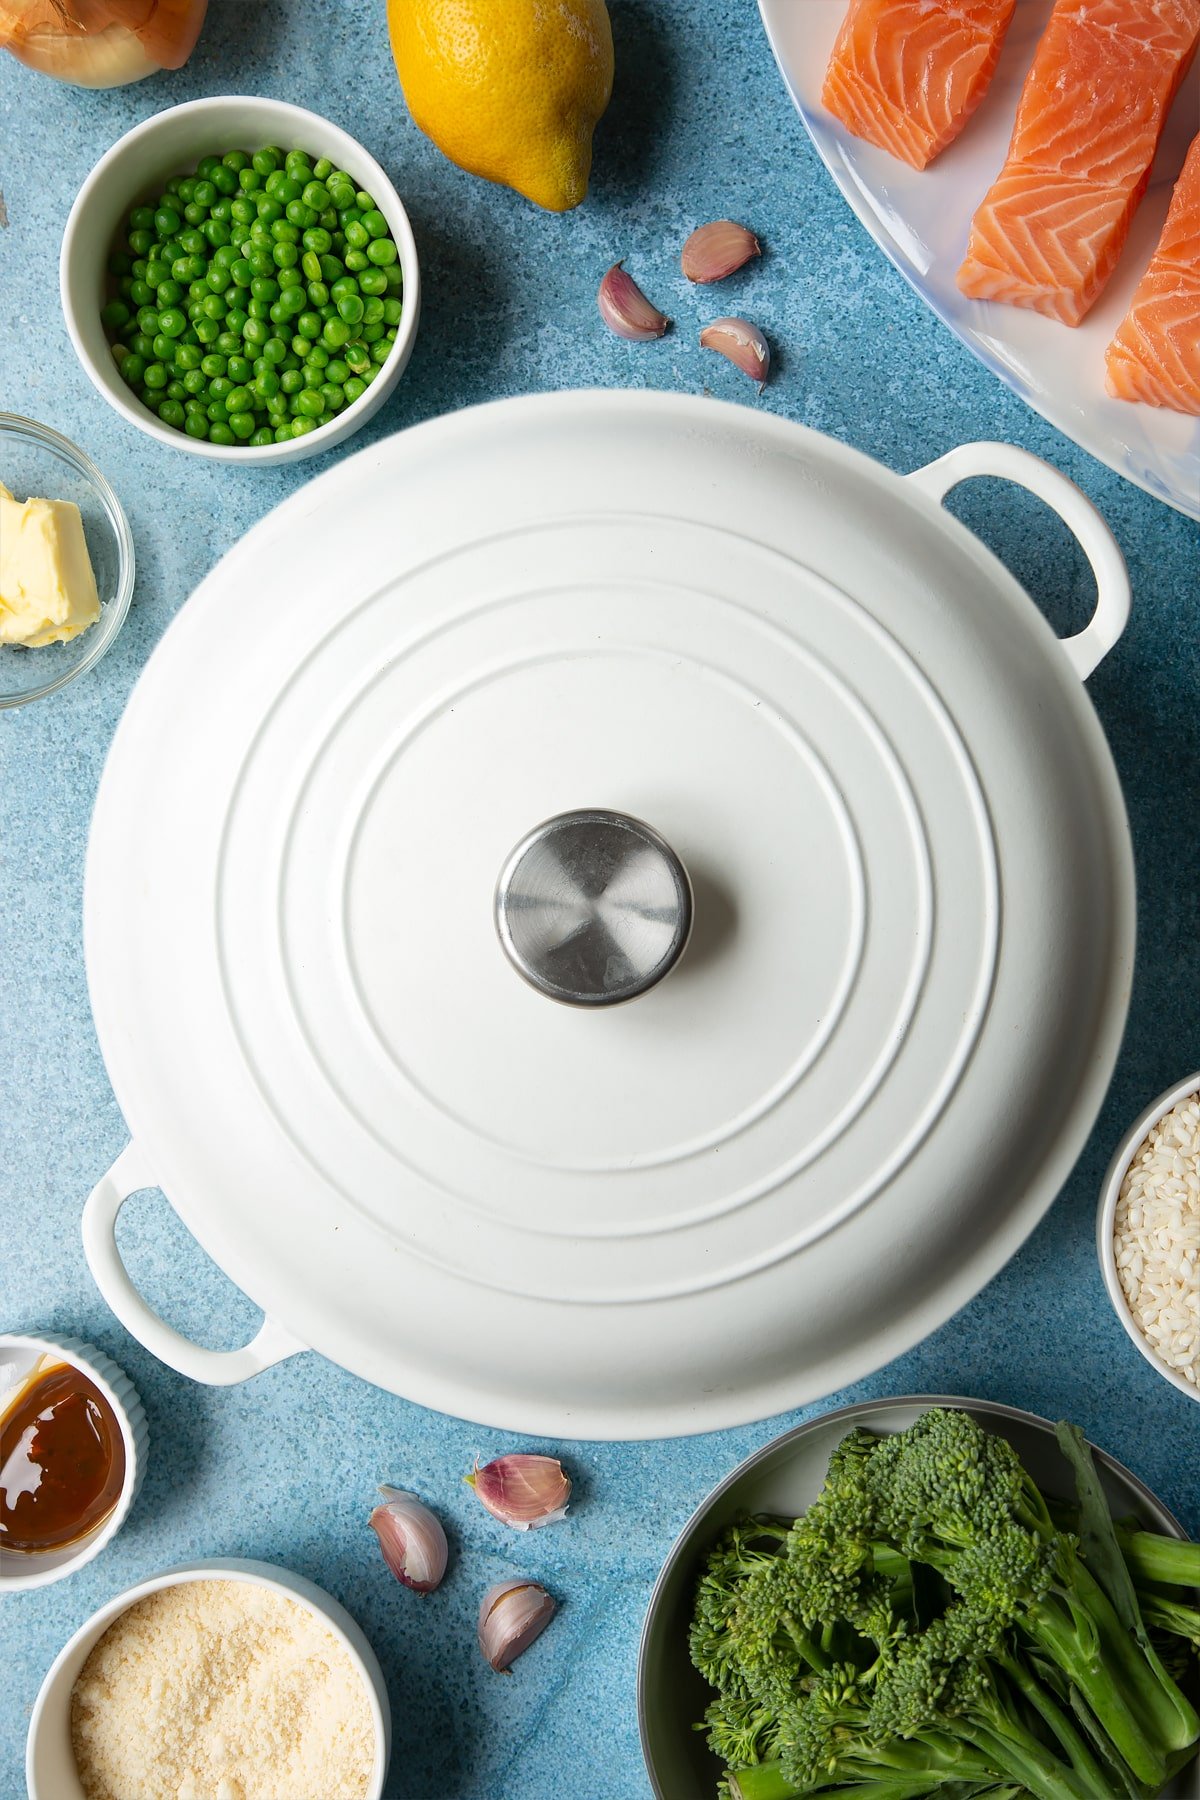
1113 1090 1199 1387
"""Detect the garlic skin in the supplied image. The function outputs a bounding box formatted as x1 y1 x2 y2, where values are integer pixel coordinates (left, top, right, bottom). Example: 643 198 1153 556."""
682 220 761 284
700 317 771 390
597 262 670 341
478 1579 557 1671
368 1486 448 1594
466 1454 572 1530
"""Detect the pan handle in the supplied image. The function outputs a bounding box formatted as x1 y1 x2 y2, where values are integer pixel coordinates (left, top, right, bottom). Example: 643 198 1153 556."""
82 1141 308 1385
905 443 1130 681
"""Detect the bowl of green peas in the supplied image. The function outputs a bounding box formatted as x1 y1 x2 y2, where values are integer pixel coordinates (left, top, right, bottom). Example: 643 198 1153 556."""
60 96 420 463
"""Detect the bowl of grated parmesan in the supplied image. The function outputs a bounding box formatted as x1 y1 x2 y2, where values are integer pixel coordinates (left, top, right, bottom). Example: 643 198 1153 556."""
1098 1072 1200 1405
26 1558 390 1800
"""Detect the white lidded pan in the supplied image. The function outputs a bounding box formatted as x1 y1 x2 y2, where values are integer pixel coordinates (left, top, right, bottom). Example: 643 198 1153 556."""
81 391 1134 1438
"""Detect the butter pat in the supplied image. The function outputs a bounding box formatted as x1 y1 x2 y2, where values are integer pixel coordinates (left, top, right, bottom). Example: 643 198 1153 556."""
0 481 101 647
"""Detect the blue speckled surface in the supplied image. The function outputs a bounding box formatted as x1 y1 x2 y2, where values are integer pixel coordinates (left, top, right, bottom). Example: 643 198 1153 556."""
1 3 1198 1797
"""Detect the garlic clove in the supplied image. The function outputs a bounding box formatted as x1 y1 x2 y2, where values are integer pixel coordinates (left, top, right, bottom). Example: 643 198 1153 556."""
681 220 761 284
466 1454 572 1530
478 1579 557 1671
700 317 771 390
597 262 670 341
368 1486 448 1593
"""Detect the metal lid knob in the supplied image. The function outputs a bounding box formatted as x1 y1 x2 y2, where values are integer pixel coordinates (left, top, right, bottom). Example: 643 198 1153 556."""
494 810 693 1007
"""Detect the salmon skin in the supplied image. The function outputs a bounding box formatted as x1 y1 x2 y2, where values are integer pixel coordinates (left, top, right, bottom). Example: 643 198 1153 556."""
958 0 1200 326
821 0 1018 171
1106 132 1200 412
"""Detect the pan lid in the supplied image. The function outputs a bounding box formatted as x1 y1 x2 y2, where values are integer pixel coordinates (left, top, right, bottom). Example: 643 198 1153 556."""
83 392 1133 1436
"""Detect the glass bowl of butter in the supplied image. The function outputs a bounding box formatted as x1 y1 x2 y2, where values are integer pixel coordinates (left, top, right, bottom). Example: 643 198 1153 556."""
0 414 134 708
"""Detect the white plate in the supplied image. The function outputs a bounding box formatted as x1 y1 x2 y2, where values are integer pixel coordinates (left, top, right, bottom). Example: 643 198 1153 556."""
759 0 1200 518
81 392 1134 1439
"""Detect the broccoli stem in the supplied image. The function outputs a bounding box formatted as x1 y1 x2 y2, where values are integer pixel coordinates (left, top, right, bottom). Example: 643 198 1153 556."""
725 1763 1010 1800
993 1650 1116 1795
1117 1527 1200 1592
1140 1589 1200 1648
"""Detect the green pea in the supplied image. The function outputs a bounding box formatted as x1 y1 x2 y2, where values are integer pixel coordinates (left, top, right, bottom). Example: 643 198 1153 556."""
305 344 329 370
358 268 388 297
302 227 332 257
263 336 288 363
319 207 338 231
321 317 350 349
292 334 313 359
225 385 252 414
344 249 370 273
290 415 319 436
184 412 209 439
178 228 207 256
209 375 233 399
273 242 299 268
300 250 322 283
343 220 370 251
362 208 388 240
121 352 146 383
251 426 275 446
201 352 226 377
248 275 278 304
254 369 281 399
227 353 252 383
324 357 350 383
383 297 403 325
175 341 202 369
157 279 185 306
243 316 269 347
269 300 290 327
183 368 207 394
274 175 302 204
201 220 231 250
328 177 355 210
360 322 383 343
206 263 232 292
151 334 174 361
247 298 271 321
318 303 336 322
207 399 229 422
370 338 390 364
367 238 397 266
285 200 315 229
321 381 345 412
212 165 239 196
280 368 303 394
211 198 234 222
246 246 275 277
343 375 366 403
274 423 293 442
183 202 206 227
194 317 220 344
336 294 364 327
209 422 236 445
216 330 242 355
252 148 280 177
129 330 155 357
256 195 284 224
230 258 253 286
239 168 262 194
159 398 186 428
295 389 324 418
343 342 370 375
158 307 187 337
136 303 160 331
201 293 227 320
128 279 153 307
306 280 329 307
225 308 248 333
153 205 180 237
231 196 256 225
143 361 168 390
129 205 155 231
101 299 131 331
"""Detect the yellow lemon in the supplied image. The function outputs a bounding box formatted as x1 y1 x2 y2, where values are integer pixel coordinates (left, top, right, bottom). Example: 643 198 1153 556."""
387 0 614 213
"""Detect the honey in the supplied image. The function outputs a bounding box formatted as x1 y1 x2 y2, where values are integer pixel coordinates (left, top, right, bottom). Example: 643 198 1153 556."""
0 1360 125 1553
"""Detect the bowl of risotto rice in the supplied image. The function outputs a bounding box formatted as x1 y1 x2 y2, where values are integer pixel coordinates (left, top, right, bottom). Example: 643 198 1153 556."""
1098 1072 1200 1404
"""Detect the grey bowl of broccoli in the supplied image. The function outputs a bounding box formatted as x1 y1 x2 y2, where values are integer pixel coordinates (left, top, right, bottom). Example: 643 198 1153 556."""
638 1398 1200 1800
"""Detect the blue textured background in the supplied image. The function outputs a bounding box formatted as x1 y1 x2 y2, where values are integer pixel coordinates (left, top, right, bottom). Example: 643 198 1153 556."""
1 3 1198 1797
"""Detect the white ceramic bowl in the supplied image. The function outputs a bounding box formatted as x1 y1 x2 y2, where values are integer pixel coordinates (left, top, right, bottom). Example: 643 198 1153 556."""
0 1333 146 1590
1098 1071 1200 1405
26 1558 392 1800
60 96 420 466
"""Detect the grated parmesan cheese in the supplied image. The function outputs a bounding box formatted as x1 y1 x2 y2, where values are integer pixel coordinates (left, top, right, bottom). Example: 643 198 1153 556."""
70 1578 376 1800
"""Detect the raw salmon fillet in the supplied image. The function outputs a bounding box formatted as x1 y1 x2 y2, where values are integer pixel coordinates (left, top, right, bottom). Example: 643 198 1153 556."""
821 0 1018 171
958 0 1200 325
1106 131 1200 411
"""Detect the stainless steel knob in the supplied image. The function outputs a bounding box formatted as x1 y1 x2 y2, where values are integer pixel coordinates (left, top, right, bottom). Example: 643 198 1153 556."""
494 810 693 1007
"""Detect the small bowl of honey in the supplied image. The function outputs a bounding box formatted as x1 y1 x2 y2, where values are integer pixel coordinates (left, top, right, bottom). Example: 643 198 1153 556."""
0 1333 147 1591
